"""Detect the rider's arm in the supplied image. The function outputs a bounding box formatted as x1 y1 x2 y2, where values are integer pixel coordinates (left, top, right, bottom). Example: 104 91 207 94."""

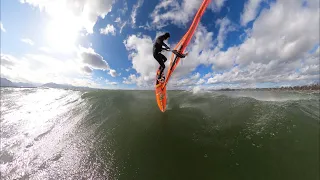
162 42 170 50
156 36 170 50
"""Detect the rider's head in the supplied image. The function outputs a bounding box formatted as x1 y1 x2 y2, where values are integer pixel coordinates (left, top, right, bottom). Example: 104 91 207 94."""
164 32 170 40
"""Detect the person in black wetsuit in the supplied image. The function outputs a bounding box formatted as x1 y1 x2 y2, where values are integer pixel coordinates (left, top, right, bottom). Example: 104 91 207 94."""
153 32 171 80
153 32 189 81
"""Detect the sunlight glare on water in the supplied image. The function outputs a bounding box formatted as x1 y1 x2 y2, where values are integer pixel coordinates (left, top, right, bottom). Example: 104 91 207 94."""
0 88 115 179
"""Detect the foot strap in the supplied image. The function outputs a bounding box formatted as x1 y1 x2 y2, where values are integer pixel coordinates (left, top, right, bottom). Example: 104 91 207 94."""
172 50 186 58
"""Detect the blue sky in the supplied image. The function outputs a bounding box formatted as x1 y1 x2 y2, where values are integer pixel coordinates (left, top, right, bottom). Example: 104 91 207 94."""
1 0 319 90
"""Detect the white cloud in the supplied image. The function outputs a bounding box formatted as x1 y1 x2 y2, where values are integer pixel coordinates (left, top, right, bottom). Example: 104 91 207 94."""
315 46 320 56
79 47 118 81
0 50 120 88
119 1 128 15
175 72 201 87
150 0 225 28
209 0 227 12
1 54 18 69
82 66 93 74
205 82 257 90
100 24 116 35
203 72 212 79
108 69 118 77
207 60 319 85
114 16 127 34
202 0 320 77
123 34 160 87
20 0 115 34
216 17 236 49
240 0 263 26
235 0 319 66
138 22 152 30
115 17 121 23
192 72 201 80
210 46 237 70
21 38 35 46
120 21 127 33
123 0 319 89
39 47 53 53
123 74 138 85
0 22 6 32
79 47 110 70
300 64 319 76
150 0 203 28
123 34 159 77
131 0 144 27
196 78 205 85
0 52 100 87
105 79 118 85
1 44 116 89
192 86 201 93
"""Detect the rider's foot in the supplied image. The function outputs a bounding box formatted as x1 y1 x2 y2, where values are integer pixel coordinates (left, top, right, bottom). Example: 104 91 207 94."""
158 74 165 82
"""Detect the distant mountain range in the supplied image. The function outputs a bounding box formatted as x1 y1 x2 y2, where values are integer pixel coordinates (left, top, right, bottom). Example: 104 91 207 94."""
41 82 74 89
0 78 92 90
0 78 36 87
41 82 92 90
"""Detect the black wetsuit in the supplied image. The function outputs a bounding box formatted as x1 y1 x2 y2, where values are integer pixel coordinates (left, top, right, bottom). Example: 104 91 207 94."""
153 35 170 77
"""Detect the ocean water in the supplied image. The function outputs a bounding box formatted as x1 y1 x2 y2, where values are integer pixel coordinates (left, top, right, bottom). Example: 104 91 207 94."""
0 88 319 180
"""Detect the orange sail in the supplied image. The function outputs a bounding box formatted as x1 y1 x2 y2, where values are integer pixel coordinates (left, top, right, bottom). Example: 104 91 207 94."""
155 0 211 112
163 0 211 88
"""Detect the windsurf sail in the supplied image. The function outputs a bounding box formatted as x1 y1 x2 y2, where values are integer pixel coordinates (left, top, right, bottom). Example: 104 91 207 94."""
162 0 211 89
155 0 211 112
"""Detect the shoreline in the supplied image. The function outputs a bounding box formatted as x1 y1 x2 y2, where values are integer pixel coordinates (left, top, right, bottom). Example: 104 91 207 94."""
1 84 319 92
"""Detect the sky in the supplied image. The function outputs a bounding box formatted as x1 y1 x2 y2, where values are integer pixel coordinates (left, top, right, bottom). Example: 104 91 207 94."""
1 0 319 90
